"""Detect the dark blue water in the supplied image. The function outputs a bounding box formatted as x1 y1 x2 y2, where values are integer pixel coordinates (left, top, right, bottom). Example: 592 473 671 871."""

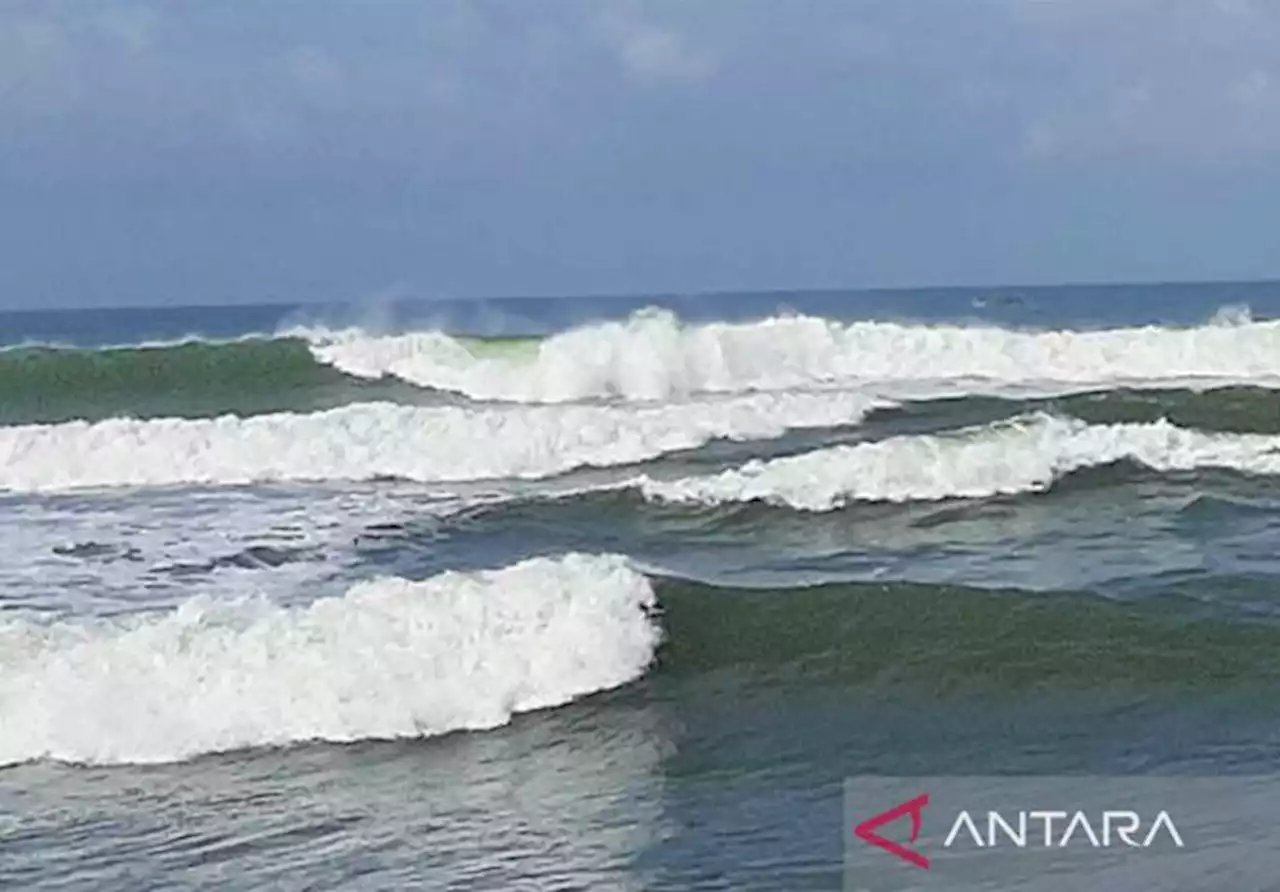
3 279 1277 347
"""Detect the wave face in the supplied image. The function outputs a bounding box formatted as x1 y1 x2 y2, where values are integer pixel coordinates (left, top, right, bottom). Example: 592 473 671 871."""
0 339 423 425
946 385 1280 434
0 554 658 766
0 392 881 493
654 577 1280 689
305 309 1280 402
638 414 1280 510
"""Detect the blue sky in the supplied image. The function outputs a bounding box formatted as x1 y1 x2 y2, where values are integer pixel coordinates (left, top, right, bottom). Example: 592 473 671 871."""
3 0 1280 308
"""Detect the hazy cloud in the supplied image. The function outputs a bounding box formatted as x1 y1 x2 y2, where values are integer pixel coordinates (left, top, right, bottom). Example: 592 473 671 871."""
6 0 1280 169
3 0 1280 305
590 5 716 84
0 15 72 112
93 6 157 52
1001 0 1280 161
282 46 342 90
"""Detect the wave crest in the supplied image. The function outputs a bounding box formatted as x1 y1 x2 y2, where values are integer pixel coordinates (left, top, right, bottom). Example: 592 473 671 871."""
638 414 1280 510
0 392 883 493
0 553 658 766
304 309 1280 403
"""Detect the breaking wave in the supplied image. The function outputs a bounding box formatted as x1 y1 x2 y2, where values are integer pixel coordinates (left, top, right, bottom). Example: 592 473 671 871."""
637 414 1280 510
0 392 882 493
303 309 1280 402
0 553 658 766
0 338 425 425
5 310 1277 421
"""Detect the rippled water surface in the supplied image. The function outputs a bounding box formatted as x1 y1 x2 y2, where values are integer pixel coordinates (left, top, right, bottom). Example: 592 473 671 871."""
5 284 1280 889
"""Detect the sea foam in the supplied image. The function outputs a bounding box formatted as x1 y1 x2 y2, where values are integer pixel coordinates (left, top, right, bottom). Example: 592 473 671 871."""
0 391 883 492
303 309 1280 402
637 414 1280 510
0 553 658 766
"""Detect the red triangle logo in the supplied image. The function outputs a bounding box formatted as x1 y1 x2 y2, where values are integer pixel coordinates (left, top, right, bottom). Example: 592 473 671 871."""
853 793 930 869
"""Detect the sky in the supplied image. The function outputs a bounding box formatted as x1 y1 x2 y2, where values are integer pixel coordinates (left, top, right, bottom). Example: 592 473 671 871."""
2 0 1280 308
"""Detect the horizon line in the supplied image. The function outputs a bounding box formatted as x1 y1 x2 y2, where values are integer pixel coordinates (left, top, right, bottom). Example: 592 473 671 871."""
3 275 1278 315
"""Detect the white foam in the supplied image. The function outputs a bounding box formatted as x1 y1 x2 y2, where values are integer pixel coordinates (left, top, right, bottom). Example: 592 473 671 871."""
637 414 1280 510
0 392 884 493
303 309 1280 402
0 553 659 766
0 483 472 617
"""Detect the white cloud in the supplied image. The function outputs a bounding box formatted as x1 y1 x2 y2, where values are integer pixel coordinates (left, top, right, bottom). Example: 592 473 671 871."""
617 27 712 83
4 0 1280 177
590 5 715 85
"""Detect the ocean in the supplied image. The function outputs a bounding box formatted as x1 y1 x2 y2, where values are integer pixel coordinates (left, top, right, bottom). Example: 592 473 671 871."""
3 281 1280 890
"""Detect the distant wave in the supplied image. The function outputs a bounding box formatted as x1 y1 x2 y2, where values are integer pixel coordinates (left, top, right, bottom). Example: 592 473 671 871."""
0 338 427 426
302 308 1280 403
635 414 1280 510
0 554 658 766
896 385 1280 434
4 310 1278 424
0 392 883 493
